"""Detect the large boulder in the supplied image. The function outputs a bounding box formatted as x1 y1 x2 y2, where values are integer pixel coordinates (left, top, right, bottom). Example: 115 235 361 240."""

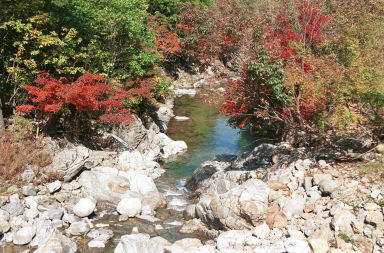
79 166 165 213
34 233 77 253
42 146 89 182
195 179 270 230
117 150 164 179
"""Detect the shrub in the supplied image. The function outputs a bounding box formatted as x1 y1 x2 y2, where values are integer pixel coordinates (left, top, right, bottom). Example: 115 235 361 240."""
17 72 136 125
0 131 52 181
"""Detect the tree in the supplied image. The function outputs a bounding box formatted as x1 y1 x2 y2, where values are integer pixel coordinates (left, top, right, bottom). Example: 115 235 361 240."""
0 97 5 133
219 0 338 138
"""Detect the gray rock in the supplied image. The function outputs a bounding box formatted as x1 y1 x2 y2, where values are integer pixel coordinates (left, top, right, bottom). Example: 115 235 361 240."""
42 146 89 182
301 219 316 237
47 206 64 220
195 179 269 230
0 217 10 233
87 228 114 248
22 185 37 196
183 204 196 220
13 225 36 245
47 180 62 194
34 233 77 253
313 174 332 186
318 180 340 195
0 196 8 207
1 201 24 217
278 194 305 219
331 210 355 236
66 220 91 235
216 230 254 252
73 198 96 217
21 168 36 183
114 233 162 253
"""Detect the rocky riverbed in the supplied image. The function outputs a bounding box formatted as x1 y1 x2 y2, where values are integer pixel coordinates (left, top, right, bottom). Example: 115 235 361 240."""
1 67 383 252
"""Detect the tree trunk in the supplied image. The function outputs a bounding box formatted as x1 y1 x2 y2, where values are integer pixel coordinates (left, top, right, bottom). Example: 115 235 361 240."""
0 97 5 133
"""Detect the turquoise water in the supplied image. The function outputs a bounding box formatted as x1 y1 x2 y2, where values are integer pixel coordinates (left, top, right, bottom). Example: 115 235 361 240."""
162 95 260 182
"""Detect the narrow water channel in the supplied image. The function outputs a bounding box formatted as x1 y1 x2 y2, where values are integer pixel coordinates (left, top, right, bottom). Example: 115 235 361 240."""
155 95 260 241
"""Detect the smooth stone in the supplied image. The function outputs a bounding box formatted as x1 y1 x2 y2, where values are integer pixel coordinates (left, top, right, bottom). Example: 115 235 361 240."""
13 225 36 245
116 197 142 217
284 237 310 253
73 198 96 217
22 185 37 196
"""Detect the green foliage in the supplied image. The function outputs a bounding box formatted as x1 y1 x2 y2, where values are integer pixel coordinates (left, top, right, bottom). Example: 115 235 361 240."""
68 0 158 80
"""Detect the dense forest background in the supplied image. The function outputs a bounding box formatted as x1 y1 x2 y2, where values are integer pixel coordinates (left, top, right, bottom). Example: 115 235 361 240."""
0 0 383 142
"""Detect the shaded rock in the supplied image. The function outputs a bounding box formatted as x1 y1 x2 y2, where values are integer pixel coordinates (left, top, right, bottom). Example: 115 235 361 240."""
42 146 89 182
34 233 77 253
319 180 340 195
196 179 269 230
22 185 37 196
47 206 64 220
331 210 355 236
183 204 196 221
278 194 305 219
66 220 91 235
13 225 36 245
21 168 36 183
150 236 172 247
87 229 114 248
308 227 330 253
73 198 96 217
365 211 384 227
47 180 62 194
266 204 288 229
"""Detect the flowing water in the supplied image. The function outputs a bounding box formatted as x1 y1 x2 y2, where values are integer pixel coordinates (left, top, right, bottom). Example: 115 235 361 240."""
155 95 262 240
3 95 260 253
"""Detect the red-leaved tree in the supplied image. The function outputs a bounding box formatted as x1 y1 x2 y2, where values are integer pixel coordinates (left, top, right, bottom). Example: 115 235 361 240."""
17 72 135 125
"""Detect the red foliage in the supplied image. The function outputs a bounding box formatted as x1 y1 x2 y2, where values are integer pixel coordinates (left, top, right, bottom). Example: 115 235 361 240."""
155 25 182 59
220 1 332 129
17 72 135 125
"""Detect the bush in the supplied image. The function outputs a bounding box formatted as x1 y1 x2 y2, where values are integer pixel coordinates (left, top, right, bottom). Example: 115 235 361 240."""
0 131 52 181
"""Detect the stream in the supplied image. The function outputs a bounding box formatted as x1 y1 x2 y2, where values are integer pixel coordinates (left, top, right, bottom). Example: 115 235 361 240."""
89 95 260 252
4 95 260 253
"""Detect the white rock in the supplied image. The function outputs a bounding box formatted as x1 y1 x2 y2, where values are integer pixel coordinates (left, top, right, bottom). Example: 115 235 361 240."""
252 223 270 239
174 116 190 121
278 195 306 219
13 225 36 245
116 197 142 217
284 237 310 253
47 180 62 194
114 233 162 253
73 198 96 217
174 89 197 97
